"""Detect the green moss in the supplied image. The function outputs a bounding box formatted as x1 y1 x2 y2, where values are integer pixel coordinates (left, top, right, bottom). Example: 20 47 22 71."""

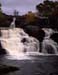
0 12 5 19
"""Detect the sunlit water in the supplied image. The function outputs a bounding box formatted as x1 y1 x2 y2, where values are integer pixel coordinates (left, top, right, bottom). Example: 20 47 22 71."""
0 28 39 60
0 28 58 60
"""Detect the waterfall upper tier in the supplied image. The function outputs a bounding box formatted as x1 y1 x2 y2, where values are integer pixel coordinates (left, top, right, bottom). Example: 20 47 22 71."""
10 17 16 28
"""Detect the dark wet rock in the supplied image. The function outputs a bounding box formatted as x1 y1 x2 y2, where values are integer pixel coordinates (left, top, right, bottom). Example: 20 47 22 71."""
25 27 46 53
25 26 45 42
0 30 2 37
50 33 58 44
37 29 45 52
23 48 27 53
0 65 19 75
24 25 39 38
37 29 45 42
45 44 55 54
0 43 6 55
21 38 27 43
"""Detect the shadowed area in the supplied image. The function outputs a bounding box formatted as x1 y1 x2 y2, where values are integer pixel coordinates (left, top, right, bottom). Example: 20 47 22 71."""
0 64 19 75
0 56 58 75
50 33 58 44
0 42 6 55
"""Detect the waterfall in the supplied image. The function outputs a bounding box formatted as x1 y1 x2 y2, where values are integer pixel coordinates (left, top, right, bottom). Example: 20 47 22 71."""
42 28 58 55
0 28 39 60
10 17 16 28
0 27 58 60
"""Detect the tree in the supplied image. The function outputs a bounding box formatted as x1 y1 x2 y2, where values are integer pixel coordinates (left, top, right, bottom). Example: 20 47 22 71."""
36 3 44 13
25 11 36 24
36 0 58 17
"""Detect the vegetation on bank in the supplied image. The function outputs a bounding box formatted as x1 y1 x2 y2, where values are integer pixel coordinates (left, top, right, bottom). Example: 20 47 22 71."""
36 0 58 17
0 0 58 29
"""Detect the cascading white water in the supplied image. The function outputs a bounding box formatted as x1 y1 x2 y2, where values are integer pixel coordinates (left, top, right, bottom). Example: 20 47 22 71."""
42 28 54 39
0 28 40 60
0 28 58 60
10 17 16 28
0 17 58 60
42 28 58 55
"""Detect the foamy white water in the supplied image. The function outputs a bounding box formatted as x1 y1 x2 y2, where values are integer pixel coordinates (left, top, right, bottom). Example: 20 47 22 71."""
0 27 58 60
0 28 39 60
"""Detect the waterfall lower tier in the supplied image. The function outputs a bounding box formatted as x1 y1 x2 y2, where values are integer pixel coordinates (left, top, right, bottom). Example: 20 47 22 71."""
0 28 39 60
0 28 58 60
